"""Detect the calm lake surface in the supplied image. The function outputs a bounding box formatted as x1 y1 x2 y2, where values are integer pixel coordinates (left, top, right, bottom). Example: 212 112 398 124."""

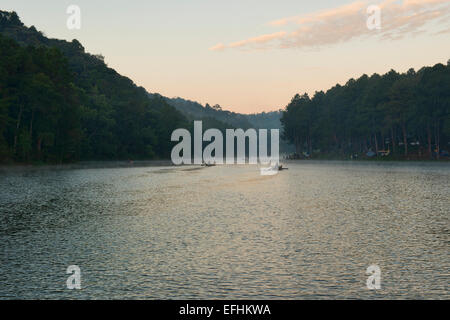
0 161 449 299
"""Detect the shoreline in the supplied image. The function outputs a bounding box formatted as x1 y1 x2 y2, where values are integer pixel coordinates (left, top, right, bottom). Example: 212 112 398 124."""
1 158 449 172
0 160 175 172
283 159 450 167
282 157 450 163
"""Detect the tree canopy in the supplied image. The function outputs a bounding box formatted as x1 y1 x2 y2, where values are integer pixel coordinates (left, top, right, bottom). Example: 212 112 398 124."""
0 12 188 163
281 63 450 159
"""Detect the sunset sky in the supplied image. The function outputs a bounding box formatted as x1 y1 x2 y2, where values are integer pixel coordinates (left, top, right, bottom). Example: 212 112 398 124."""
2 0 450 114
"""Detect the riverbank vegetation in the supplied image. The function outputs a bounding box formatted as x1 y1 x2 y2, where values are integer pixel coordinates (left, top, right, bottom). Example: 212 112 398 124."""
0 11 188 164
281 61 450 160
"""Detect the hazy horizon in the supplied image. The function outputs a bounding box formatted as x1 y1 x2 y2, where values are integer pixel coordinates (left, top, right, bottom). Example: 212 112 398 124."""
2 0 449 114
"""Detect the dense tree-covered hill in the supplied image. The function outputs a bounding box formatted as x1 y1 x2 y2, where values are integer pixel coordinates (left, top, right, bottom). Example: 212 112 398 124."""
281 62 450 159
0 10 293 163
160 96 254 129
162 96 286 131
245 111 283 130
0 11 188 163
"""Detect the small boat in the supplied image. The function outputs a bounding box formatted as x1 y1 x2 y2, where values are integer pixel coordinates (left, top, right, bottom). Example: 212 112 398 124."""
260 163 287 175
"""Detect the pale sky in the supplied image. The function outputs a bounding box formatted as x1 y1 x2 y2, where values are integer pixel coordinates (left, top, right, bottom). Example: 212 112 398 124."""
2 0 450 113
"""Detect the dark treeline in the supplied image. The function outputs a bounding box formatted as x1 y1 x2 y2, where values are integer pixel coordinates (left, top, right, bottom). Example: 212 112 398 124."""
0 34 81 163
0 11 187 163
281 62 450 159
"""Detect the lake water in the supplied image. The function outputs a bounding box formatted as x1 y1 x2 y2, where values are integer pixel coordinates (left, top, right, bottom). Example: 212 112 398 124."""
0 161 449 299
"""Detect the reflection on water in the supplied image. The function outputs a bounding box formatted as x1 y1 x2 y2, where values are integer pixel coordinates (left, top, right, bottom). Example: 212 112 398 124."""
0 161 449 299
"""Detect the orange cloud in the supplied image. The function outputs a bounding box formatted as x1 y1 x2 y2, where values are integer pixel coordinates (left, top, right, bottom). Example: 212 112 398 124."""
229 31 287 49
269 1 367 26
211 0 450 51
210 32 287 51
209 43 226 51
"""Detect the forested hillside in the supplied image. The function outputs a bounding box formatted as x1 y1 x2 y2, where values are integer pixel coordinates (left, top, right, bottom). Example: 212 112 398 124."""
162 96 253 129
281 62 450 159
161 96 295 153
163 96 285 130
0 11 187 163
245 111 283 130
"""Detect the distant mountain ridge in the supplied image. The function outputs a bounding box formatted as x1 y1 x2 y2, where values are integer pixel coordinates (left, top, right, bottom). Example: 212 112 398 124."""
157 95 284 130
157 95 294 153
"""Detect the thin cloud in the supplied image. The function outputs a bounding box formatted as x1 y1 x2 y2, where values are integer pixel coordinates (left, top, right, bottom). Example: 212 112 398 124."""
269 1 366 26
210 31 287 51
209 43 226 51
211 0 450 51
